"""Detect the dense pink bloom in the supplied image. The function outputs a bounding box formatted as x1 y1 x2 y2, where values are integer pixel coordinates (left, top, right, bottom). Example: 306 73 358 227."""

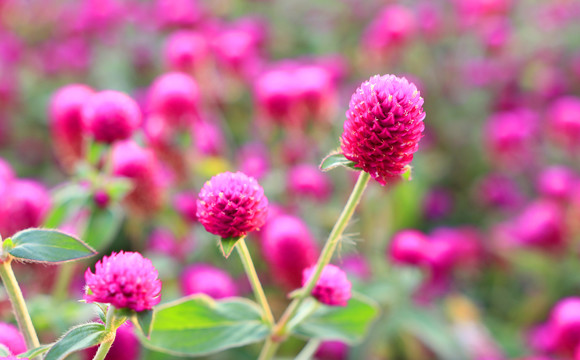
155 0 204 28
363 5 417 52
476 173 523 210
340 74 425 185
196 172 268 239
537 166 577 200
388 230 428 266
0 179 51 238
83 323 140 360
511 200 565 250
548 96 580 150
112 141 164 216
303 264 352 307
82 90 142 144
549 297 580 353
164 31 209 73
148 72 200 129
288 164 332 202
0 322 26 355
180 264 238 299
261 215 318 289
174 191 198 224
49 84 94 169
315 340 349 360
84 251 161 312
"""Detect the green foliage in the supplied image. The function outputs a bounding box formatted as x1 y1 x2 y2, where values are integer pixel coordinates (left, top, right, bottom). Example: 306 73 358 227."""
8 229 96 263
319 152 358 172
44 323 106 360
82 205 124 251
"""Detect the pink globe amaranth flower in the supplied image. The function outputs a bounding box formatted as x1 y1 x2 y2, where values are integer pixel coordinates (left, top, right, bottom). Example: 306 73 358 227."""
548 96 580 150
49 84 94 170
315 340 349 360
549 297 580 353
83 323 140 360
196 172 268 239
156 0 204 29
174 191 198 224
261 215 318 289
112 141 164 217
528 324 558 354
0 157 15 195
0 179 51 238
82 90 142 144
294 64 336 121
476 173 523 210
340 74 425 185
363 5 417 53
340 254 371 281
417 2 443 41
0 322 26 355
180 264 238 299
288 164 332 202
148 72 200 129
84 251 161 312
303 264 352 307
485 108 538 169
192 119 226 156
388 229 428 266
254 67 300 126
511 200 565 250
147 228 179 257
537 166 577 201
238 142 270 180
429 227 482 270
164 31 209 73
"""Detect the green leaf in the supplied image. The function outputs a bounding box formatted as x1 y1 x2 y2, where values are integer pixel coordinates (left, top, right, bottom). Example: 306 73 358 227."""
133 309 154 338
0 344 10 356
105 178 133 201
9 229 97 263
82 205 124 251
219 237 241 259
18 343 52 358
44 323 106 360
292 292 380 344
319 152 358 172
142 295 270 356
44 183 90 228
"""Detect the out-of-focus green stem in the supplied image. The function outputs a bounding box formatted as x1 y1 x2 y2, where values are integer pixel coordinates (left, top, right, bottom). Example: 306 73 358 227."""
236 238 275 325
52 262 75 302
259 171 371 360
0 258 41 351
295 339 322 360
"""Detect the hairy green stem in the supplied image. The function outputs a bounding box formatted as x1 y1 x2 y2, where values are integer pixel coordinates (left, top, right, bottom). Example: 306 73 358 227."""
92 306 117 360
0 258 41 351
236 238 275 325
259 171 371 360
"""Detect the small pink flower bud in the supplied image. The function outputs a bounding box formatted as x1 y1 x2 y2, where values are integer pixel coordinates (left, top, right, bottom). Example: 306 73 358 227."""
363 5 417 52
261 215 318 289
302 264 352 307
388 230 428 266
49 84 94 169
0 322 26 355
549 297 580 352
180 264 238 299
148 72 200 129
174 192 198 224
191 119 225 156
315 340 349 360
512 200 565 250
212 20 265 78
82 90 142 144
537 166 577 200
196 172 268 239
340 74 425 185
288 164 332 202
84 251 161 312
164 31 209 73
0 179 51 238
93 189 110 209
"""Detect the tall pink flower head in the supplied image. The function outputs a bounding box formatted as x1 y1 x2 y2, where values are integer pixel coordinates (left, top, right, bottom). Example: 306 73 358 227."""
303 264 352 307
548 96 580 150
196 172 268 239
340 74 425 185
84 251 161 312
164 31 209 73
180 264 238 299
148 72 200 129
82 90 142 144
0 322 26 355
0 180 51 238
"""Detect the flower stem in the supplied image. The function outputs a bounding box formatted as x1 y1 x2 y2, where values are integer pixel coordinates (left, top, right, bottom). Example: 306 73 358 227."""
236 238 275 325
52 262 75 302
92 306 117 360
295 339 322 360
259 171 371 360
0 258 41 351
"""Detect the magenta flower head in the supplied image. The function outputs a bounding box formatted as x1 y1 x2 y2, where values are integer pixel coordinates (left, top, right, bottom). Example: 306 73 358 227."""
196 171 268 239
288 164 332 202
180 263 238 299
302 264 352 307
549 297 580 353
49 84 94 169
363 5 417 53
537 166 577 201
164 31 209 73
84 251 161 312
511 200 565 251
173 191 198 224
0 179 51 238
388 229 428 266
548 96 580 150
340 74 425 185
315 340 349 360
82 90 142 144
0 322 26 355
148 72 200 129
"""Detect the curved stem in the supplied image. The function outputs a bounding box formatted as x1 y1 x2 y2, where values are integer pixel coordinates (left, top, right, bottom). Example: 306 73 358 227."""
295 339 322 360
0 259 41 351
92 306 117 360
236 238 275 325
260 171 371 360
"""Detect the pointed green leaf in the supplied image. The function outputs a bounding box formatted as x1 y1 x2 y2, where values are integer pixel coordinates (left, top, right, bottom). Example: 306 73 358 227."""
83 205 124 251
44 183 90 228
219 237 241 259
18 343 52 358
9 229 97 263
44 323 106 360
142 295 269 356
319 152 358 172
292 292 380 344
133 309 154 338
